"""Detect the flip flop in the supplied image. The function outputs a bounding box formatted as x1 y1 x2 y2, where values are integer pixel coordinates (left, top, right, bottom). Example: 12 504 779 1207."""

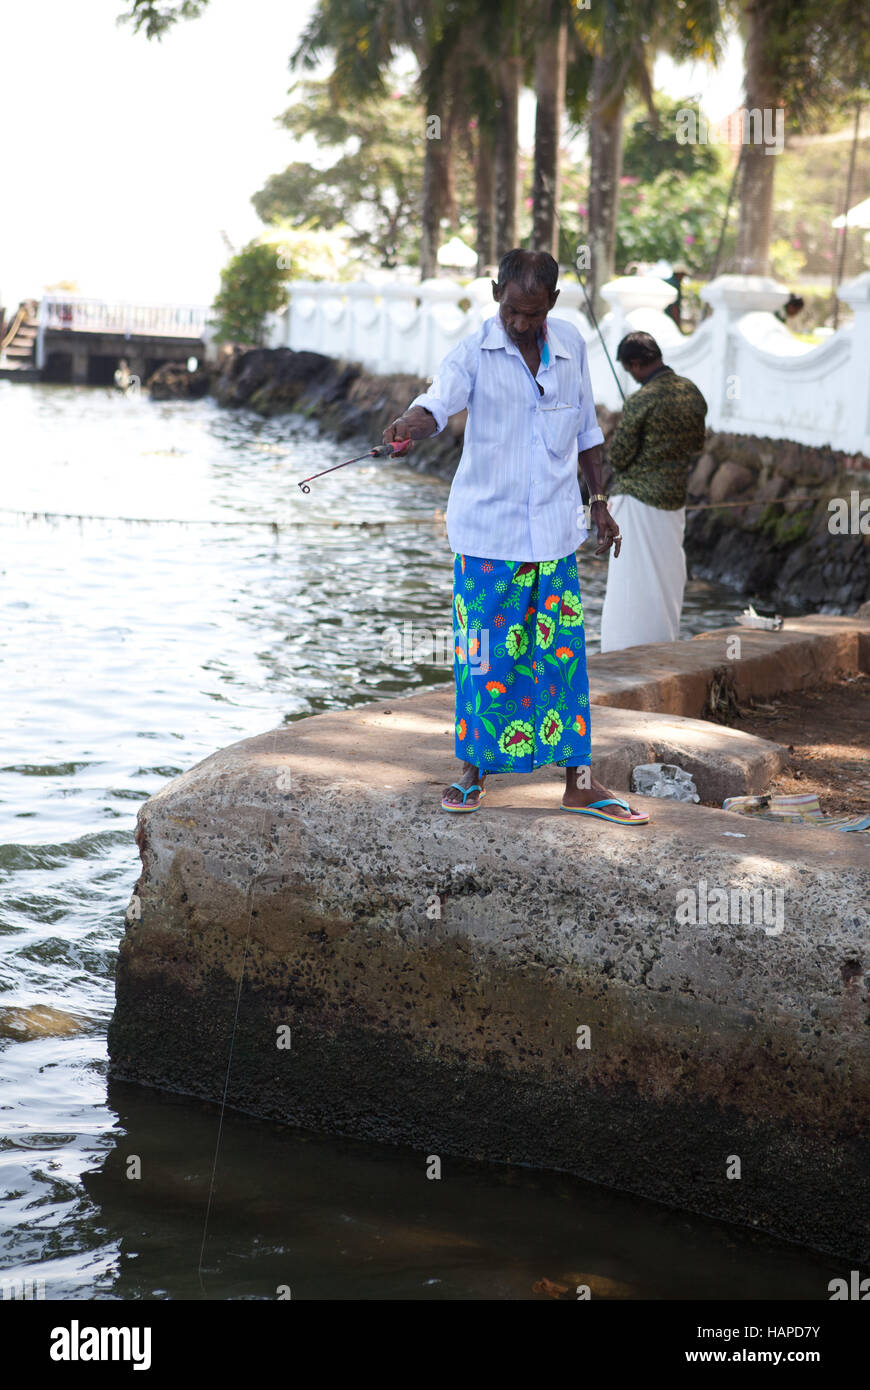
560 796 649 826
441 782 486 813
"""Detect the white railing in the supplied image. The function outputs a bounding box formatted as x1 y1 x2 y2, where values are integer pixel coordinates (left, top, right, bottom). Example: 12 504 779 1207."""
269 272 870 458
36 297 210 366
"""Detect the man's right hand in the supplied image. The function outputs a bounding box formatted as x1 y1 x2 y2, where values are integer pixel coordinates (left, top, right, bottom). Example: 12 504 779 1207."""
383 406 437 447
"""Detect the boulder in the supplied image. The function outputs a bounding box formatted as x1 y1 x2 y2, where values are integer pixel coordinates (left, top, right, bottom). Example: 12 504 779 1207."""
686 451 717 497
756 473 789 502
709 461 756 504
146 361 210 400
212 346 344 412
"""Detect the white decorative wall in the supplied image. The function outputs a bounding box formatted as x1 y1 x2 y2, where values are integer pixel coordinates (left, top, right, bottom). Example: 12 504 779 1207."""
267 271 870 458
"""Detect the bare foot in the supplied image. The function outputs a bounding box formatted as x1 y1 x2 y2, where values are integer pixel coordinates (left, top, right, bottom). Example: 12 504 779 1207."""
442 761 486 808
562 768 643 819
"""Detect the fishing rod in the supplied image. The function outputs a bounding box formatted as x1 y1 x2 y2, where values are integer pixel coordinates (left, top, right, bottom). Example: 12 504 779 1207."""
297 437 412 493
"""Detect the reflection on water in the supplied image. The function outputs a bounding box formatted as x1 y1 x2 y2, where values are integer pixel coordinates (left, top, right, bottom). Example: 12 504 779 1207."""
0 382 831 1300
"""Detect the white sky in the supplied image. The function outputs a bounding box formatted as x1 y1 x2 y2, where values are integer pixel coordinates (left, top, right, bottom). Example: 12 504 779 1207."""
0 0 744 310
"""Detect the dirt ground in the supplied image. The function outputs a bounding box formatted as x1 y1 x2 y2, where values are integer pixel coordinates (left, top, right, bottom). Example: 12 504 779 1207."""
725 672 870 818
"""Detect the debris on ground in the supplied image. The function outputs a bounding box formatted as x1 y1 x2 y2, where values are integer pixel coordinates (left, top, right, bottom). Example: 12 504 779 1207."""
632 763 701 802
723 791 870 832
728 673 870 818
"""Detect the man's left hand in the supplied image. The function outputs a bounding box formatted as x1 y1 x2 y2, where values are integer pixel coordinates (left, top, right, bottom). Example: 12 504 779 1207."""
591 501 621 558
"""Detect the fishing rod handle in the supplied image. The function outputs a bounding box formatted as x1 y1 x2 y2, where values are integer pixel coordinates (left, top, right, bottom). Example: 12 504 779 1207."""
370 438 413 458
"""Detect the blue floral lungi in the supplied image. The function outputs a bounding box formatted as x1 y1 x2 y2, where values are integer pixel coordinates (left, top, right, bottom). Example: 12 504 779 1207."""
452 552 592 773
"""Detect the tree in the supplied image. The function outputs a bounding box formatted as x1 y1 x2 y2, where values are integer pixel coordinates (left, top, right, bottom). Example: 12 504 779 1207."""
250 80 473 270
121 0 456 276
615 165 732 272
293 0 458 279
574 0 723 312
531 0 568 255
119 0 535 274
211 241 290 345
414 0 527 269
730 0 870 274
118 0 209 40
611 93 732 276
733 0 780 273
622 93 723 182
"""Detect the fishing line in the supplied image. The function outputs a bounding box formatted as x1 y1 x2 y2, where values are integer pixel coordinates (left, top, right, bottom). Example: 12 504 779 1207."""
538 189 628 403
198 440 438 1285
0 506 444 529
197 727 279 1295
1 496 844 529
577 274 627 404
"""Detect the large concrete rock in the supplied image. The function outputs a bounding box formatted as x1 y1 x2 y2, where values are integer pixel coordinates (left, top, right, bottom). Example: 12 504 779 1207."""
109 632 870 1261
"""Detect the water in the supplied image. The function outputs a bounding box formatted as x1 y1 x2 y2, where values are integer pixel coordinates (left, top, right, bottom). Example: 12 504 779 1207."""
0 381 843 1300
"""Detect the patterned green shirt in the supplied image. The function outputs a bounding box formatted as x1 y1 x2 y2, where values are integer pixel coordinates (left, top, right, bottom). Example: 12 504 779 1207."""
607 366 708 510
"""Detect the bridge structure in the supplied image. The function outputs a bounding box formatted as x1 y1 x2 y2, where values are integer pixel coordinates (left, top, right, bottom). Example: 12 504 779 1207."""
2 296 213 385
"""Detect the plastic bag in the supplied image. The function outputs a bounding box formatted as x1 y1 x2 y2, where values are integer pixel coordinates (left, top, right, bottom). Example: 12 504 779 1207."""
631 763 700 803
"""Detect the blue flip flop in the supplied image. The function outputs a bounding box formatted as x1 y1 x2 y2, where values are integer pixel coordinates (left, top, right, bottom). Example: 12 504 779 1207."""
441 782 486 813
560 796 648 825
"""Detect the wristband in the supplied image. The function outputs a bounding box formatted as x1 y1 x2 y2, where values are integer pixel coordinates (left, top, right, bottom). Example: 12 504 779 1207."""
589 494 608 507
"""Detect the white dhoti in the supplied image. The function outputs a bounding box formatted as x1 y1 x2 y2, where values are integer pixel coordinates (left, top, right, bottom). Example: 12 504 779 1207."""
599 493 686 653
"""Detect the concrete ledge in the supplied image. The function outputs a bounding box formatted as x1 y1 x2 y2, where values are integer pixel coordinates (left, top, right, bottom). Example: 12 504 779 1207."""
588 613 870 716
275 688 785 804
108 614 870 1260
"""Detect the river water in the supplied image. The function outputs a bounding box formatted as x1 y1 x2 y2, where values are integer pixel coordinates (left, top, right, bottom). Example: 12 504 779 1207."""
0 382 844 1300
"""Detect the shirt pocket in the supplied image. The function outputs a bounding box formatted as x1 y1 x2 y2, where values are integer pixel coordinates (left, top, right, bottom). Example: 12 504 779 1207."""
538 401 582 459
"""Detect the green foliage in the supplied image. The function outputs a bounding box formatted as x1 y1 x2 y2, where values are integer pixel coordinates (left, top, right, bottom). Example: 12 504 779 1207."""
211 241 290 346
755 504 812 547
260 225 353 282
769 127 870 278
768 237 804 283
251 79 474 270
622 94 724 183
763 0 870 125
117 0 210 41
614 163 733 276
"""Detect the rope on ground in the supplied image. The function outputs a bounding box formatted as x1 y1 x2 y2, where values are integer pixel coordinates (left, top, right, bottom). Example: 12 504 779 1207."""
0 494 848 530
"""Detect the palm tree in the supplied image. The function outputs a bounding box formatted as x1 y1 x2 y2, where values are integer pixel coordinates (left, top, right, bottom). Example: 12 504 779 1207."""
575 0 723 313
731 0 870 274
531 0 569 255
293 0 462 278
732 0 779 272
426 0 533 268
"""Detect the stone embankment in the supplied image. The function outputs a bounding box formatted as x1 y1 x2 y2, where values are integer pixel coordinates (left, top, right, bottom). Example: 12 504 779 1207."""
109 613 870 1262
602 409 869 616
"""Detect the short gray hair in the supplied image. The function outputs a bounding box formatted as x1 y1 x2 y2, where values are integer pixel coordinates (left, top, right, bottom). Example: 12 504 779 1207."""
496 249 559 295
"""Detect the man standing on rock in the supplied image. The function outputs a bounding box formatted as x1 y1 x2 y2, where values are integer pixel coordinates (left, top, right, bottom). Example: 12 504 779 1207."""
600 331 707 653
382 248 648 825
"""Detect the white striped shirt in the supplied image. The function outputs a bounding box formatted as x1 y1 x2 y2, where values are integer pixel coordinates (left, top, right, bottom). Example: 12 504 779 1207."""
410 313 604 562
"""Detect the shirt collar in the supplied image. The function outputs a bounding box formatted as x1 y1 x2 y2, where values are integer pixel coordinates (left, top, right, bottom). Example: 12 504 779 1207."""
481 314 570 361
642 363 672 386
